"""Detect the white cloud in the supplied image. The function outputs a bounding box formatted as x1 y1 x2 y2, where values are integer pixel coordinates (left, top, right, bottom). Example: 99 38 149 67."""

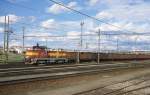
40 19 56 29
0 27 4 32
47 4 65 14
9 40 22 47
87 42 117 51
7 0 28 3
95 11 113 20
38 15 150 50
95 1 150 23
67 1 78 8
104 0 145 7
89 20 149 34
0 14 22 24
40 19 81 31
25 28 67 42
40 18 98 34
25 29 53 41
88 0 100 6
28 16 36 22
67 31 80 39
46 1 79 14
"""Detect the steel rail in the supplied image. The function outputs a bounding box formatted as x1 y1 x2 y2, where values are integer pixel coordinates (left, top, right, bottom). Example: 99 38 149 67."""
0 63 126 73
0 65 139 85
103 76 150 95
116 84 150 95
74 67 150 95
0 62 149 86
0 63 129 78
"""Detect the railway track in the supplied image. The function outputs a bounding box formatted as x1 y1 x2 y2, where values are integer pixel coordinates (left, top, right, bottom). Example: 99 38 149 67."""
0 61 146 73
0 63 129 77
0 62 150 86
74 68 150 95
102 76 150 95
0 63 111 72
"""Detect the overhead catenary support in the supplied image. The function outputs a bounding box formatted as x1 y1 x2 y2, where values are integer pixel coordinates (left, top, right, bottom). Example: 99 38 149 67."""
80 21 84 48
3 16 6 53
98 28 100 64
3 16 10 63
46 37 48 49
6 16 10 63
22 26 25 51
86 42 89 49
6 16 9 55
134 36 139 61
3 16 7 64
77 21 84 64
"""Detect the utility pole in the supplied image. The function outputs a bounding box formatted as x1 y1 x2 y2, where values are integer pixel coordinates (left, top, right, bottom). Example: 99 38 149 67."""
3 16 7 63
80 21 84 48
86 42 89 49
46 38 48 49
135 36 138 61
22 26 25 62
97 28 100 64
3 16 10 63
6 16 10 63
77 21 84 64
6 16 9 53
3 16 6 53
22 26 25 51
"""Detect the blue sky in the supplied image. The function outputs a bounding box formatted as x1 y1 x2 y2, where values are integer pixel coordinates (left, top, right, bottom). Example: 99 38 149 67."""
0 0 150 51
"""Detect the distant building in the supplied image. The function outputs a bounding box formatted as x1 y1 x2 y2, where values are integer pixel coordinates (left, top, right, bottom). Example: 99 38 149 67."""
9 46 24 54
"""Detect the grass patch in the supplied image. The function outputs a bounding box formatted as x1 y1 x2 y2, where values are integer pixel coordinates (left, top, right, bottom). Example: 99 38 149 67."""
0 52 24 64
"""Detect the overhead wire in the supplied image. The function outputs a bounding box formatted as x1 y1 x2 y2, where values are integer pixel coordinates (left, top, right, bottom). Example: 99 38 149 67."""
0 0 80 29
48 0 147 34
1 0 150 36
1 0 150 51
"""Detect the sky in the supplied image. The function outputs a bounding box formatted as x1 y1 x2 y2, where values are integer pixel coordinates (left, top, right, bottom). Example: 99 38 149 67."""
0 0 150 51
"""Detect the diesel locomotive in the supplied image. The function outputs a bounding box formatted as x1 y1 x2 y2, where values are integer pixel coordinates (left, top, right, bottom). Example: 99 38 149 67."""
25 44 96 64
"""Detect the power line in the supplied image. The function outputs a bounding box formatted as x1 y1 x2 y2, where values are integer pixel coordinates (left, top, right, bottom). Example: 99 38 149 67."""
1 0 141 34
48 0 138 34
16 21 150 36
22 26 25 50
1 0 149 37
1 0 149 36
0 0 80 29
0 0 40 14
21 32 150 37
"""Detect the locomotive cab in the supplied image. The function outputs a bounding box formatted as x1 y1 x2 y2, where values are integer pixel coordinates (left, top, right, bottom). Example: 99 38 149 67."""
25 43 48 64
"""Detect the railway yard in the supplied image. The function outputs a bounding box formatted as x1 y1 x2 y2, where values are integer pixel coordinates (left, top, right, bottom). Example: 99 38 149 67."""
2 46 150 95
0 61 150 95
1 0 150 95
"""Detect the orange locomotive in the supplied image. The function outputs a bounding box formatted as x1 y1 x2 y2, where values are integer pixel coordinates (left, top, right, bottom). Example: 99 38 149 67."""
25 44 96 64
25 44 48 64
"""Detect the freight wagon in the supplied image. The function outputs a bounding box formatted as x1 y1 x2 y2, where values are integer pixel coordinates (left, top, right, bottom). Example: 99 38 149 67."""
99 53 150 61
